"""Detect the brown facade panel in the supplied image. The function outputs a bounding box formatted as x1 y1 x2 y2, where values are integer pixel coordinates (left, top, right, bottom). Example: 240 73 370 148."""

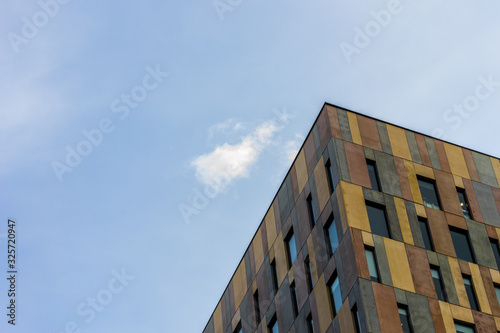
415 133 432 167
343 141 371 189
428 298 447 333
406 245 437 298
433 139 451 173
394 157 414 201
426 208 456 257
472 311 497 333
434 169 463 216
356 114 383 152
463 178 484 222
317 107 332 153
372 283 402 333
463 148 481 182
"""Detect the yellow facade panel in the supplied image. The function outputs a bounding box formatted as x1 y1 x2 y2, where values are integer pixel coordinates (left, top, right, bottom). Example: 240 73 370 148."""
313 156 330 212
453 175 464 188
273 231 288 287
233 259 247 310
362 231 374 247
449 304 474 324
295 149 308 194
394 197 414 245
415 203 427 218
469 263 492 314
444 143 470 179
438 301 456 333
265 206 277 252
386 124 412 161
314 275 333 333
491 157 500 187
448 257 469 307
347 111 363 145
384 238 415 292
340 181 370 232
413 163 435 180
404 160 423 205
214 302 223 333
252 228 264 274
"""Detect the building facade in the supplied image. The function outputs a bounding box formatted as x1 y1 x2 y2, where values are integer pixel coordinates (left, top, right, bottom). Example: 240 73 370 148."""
203 103 500 333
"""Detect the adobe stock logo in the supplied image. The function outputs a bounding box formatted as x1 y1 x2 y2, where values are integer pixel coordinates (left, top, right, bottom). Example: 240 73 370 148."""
7 0 72 54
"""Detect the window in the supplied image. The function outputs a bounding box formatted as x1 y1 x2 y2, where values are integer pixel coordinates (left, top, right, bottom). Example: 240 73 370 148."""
417 177 441 210
463 275 479 311
307 194 316 227
253 290 261 325
268 316 279 333
455 322 475 333
326 159 335 194
450 228 475 263
286 231 297 268
305 256 313 293
324 214 339 257
491 239 500 270
270 260 279 293
306 314 315 333
431 266 447 302
233 322 242 333
366 159 381 192
329 275 342 316
398 305 413 333
366 202 391 238
290 283 299 318
457 188 472 219
418 217 434 251
352 306 362 333
365 247 380 283
494 284 500 305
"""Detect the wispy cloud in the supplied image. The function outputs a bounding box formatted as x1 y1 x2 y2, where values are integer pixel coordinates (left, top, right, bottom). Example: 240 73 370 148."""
207 118 244 143
192 120 279 185
284 134 303 165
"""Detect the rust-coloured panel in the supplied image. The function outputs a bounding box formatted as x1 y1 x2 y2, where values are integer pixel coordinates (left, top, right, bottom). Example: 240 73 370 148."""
317 107 332 152
445 213 467 230
357 114 383 151
435 169 463 216
458 259 471 275
304 133 318 176
433 139 451 173
426 208 456 257
394 157 414 201
415 133 432 167
428 298 447 333
343 141 371 189
486 225 498 240
463 179 484 222
290 164 299 202
313 157 330 213
406 245 437 298
479 265 500 317
463 148 481 182
372 283 403 333
338 297 356 333
352 228 370 280
472 311 497 333
469 262 492 314
325 105 342 139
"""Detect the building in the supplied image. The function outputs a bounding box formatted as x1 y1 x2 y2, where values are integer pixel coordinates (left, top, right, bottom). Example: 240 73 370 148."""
202 103 500 333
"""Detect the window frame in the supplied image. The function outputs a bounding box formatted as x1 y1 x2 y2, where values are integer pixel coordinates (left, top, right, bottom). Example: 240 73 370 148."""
304 256 314 293
285 230 297 269
398 304 413 333
268 315 279 333
418 217 434 251
324 213 339 258
307 194 316 227
490 238 500 270
290 282 299 318
328 274 342 317
417 176 442 210
366 159 381 192
365 246 380 283
457 187 472 219
325 159 335 194
463 275 479 311
450 227 476 263
365 201 391 239
270 260 279 294
430 265 447 302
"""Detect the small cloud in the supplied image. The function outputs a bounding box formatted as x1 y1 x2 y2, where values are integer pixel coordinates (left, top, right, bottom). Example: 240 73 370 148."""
284 134 304 165
207 118 244 142
192 121 279 185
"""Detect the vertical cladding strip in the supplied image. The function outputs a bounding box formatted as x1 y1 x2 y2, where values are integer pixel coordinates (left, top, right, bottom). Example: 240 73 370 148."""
443 143 471 179
353 229 370 280
338 297 355 333
428 298 447 333
339 230 358 294
252 229 265 278
314 275 333 333
265 206 277 252
373 235 393 286
493 188 500 219
467 219 497 269
304 133 319 176
343 141 371 189
463 179 484 222
406 245 436 298
473 181 500 227
336 181 349 234
404 160 424 204
405 130 422 164
384 238 415 292
438 301 456 333
491 157 500 187
394 157 414 201
337 108 353 143
317 107 332 152
372 283 403 333
415 133 432 167
434 169 463 216
233 260 247 311
334 138 351 183
273 232 288 288
433 139 451 173
472 151 499 187
325 105 343 139
357 114 383 151
425 136 442 170
347 112 363 145
295 149 308 194
394 197 414 245
468 262 492 314
313 157 330 213
426 208 456 257
447 257 469 307
479 265 500 316
340 181 370 232
307 235 318 284
376 121 393 155
406 292 436 333
290 165 299 202
463 148 481 182
214 303 223 333
374 151 403 197
386 124 412 161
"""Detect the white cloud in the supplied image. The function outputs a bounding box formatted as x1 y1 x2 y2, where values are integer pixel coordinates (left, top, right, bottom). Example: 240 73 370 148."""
207 118 244 142
192 120 279 185
284 134 304 165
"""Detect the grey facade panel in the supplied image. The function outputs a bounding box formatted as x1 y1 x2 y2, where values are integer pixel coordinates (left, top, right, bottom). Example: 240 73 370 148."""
337 109 352 143
472 151 499 188
358 279 382 333
406 292 436 333
374 150 403 198
424 136 441 170
376 121 393 155
473 181 500 227
467 219 497 269
437 254 459 306
405 130 422 164
373 235 393 286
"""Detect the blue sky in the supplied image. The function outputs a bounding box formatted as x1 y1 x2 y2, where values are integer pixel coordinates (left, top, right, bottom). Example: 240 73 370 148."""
1 1 500 332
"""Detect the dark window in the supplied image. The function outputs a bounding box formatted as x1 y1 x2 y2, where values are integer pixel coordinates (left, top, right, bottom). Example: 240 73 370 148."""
268 316 279 333
352 305 362 333
491 239 500 270
270 260 279 293
286 231 297 268
366 159 381 192
366 202 391 238
418 217 434 251
495 284 500 306
365 247 380 283
455 322 475 333
398 305 413 333
329 275 342 316
417 177 441 210
431 266 447 302
290 283 299 318
233 322 242 333
305 256 314 293
324 214 339 257
326 159 335 194
457 188 472 219
306 313 315 333
450 228 475 263
463 275 479 311
253 290 261 325
307 194 316 227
